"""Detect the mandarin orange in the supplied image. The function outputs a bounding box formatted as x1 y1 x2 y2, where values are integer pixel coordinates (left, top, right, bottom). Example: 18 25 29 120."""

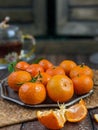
26 63 44 77
72 75 93 95
38 59 53 71
46 75 74 103
19 82 46 105
70 64 94 79
46 66 65 76
15 61 30 71
8 71 32 91
60 60 77 76
34 72 51 86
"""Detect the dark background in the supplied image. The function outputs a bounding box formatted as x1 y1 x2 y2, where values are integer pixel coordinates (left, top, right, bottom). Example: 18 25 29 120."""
0 0 98 55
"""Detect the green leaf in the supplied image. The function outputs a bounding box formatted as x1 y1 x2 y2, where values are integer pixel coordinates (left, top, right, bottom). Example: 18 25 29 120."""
33 57 44 64
8 61 17 73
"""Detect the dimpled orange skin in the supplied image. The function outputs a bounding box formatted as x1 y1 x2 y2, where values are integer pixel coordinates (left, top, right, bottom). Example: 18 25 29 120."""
70 64 94 79
46 66 65 77
19 82 46 105
38 59 53 71
35 72 52 86
46 75 74 103
26 64 44 77
15 61 30 71
72 75 93 95
7 71 32 91
60 60 77 76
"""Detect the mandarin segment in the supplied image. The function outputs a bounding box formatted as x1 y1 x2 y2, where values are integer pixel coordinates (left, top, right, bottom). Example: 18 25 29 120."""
37 109 66 129
37 99 87 129
65 99 88 122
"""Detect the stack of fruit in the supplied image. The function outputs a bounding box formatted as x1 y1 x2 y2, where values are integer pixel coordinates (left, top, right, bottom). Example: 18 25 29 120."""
7 58 94 129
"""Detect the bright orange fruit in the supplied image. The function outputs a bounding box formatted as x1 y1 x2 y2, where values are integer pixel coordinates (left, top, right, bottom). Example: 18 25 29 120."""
60 60 77 76
38 59 53 71
72 75 93 95
34 72 51 86
46 66 65 76
19 82 46 105
70 64 94 79
65 99 87 122
15 61 30 71
26 63 44 77
8 71 32 91
46 75 74 103
37 99 87 129
37 108 66 129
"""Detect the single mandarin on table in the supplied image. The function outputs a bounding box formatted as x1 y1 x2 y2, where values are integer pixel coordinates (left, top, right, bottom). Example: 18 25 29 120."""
19 82 46 105
8 71 32 91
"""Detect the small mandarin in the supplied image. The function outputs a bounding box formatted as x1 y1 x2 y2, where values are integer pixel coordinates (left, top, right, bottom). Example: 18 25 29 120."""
38 59 53 71
8 71 32 91
46 66 65 76
26 63 44 77
60 60 77 76
19 82 46 105
15 61 30 71
70 64 94 79
35 72 51 86
72 75 93 95
46 75 74 103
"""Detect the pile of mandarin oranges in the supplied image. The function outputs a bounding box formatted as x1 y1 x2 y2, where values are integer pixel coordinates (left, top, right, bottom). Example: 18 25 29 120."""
7 58 94 129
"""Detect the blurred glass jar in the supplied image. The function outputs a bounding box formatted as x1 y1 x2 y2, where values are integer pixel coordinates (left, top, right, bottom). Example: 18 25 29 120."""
0 17 36 69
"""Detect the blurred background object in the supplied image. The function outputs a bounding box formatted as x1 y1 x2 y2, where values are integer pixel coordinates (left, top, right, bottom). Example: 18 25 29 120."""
0 17 36 69
0 0 98 57
0 0 98 37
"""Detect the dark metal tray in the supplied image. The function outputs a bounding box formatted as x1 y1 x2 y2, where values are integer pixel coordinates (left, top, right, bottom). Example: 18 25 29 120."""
0 78 93 108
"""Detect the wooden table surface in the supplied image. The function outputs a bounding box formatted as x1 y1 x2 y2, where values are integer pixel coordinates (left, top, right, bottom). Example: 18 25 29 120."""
0 54 98 130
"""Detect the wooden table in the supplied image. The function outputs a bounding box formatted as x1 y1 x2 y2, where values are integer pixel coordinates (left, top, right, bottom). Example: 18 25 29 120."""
0 54 98 130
